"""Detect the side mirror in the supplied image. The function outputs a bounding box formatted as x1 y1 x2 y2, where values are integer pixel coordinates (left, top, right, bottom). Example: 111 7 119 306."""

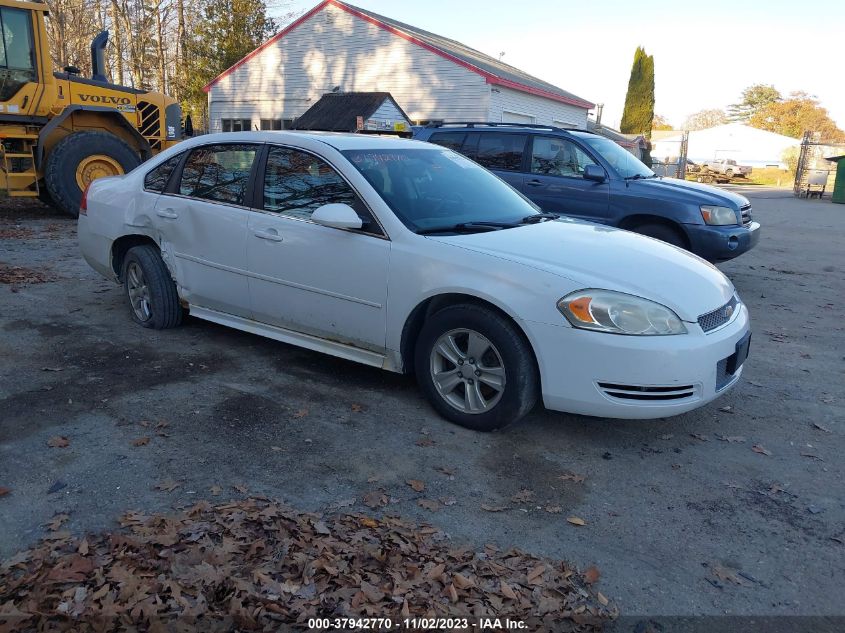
311 203 363 230
583 164 606 182
184 114 194 138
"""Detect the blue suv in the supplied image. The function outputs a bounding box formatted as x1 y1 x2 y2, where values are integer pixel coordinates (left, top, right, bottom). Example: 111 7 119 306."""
413 123 761 261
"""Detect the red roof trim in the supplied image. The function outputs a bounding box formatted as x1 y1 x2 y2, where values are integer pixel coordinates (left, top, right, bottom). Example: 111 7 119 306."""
204 0 595 111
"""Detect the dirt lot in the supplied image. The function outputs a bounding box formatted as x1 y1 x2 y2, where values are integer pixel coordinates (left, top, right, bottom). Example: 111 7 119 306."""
1 189 843 620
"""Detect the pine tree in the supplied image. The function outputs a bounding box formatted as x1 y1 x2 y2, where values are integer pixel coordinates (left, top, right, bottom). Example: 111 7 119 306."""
619 47 655 138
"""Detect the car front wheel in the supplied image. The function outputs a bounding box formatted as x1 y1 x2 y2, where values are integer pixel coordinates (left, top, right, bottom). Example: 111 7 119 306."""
415 304 539 431
121 245 183 330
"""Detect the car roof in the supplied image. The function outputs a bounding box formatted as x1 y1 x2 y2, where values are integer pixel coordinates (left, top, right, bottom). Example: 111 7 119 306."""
189 130 427 151
420 123 598 139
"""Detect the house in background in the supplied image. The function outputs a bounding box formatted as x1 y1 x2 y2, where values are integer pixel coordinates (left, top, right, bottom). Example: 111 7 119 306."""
652 123 800 168
292 92 412 135
203 0 594 133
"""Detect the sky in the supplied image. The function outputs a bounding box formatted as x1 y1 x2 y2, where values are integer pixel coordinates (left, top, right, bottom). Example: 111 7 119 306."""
278 0 845 130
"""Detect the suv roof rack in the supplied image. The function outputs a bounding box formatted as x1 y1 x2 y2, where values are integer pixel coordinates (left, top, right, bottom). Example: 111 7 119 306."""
423 121 592 134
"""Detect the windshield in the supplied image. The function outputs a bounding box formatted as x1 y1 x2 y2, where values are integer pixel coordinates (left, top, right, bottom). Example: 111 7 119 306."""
342 148 540 232
578 135 655 179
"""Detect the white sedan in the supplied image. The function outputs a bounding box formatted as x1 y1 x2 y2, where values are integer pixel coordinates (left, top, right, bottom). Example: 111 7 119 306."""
78 131 751 431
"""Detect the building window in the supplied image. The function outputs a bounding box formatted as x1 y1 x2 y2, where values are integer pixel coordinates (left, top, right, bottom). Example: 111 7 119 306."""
260 119 282 130
221 118 252 132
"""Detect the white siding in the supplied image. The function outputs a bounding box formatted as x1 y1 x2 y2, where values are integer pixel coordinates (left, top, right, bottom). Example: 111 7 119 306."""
488 86 588 129
366 99 410 127
208 4 490 131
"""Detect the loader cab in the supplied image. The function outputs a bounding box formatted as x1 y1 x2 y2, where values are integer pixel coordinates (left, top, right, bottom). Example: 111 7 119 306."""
0 2 39 106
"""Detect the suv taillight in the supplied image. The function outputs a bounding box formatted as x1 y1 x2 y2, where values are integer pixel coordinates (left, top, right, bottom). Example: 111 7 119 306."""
79 183 91 215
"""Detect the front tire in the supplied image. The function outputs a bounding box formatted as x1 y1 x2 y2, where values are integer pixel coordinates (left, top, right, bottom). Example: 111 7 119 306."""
45 131 141 218
415 304 539 431
121 245 182 330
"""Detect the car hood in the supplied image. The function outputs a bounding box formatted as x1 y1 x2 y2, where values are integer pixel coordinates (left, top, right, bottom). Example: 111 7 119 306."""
429 220 735 321
629 177 749 207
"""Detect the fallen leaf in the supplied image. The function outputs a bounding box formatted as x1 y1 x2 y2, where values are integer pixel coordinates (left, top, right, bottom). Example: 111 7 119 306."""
154 479 181 492
511 489 534 503
435 466 455 476
447 582 458 603
597 591 609 606
690 433 709 442
527 564 545 584
800 452 824 461
566 516 586 526
719 405 734 413
481 504 508 512
362 491 387 509
660 434 674 440
131 436 150 447
359 517 378 528
78 538 89 555
0 487 10 497
313 520 330 535
233 484 248 494
271 446 284 452
427 563 445 580
415 436 435 447
417 499 440 512
716 434 746 443
367 475 380 483
332 498 355 508
209 485 222 496
47 436 70 448
545 505 562 514
558 472 587 483
583 566 601 584
406 479 425 492
46 513 69 531
500 580 518 600
453 572 474 589
752 444 772 456
812 422 832 433
292 408 309 418
350 403 363 412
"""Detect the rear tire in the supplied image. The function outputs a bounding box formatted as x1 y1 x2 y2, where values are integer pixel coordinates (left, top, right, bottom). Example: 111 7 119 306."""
45 131 141 218
121 245 182 330
633 222 687 249
414 304 539 431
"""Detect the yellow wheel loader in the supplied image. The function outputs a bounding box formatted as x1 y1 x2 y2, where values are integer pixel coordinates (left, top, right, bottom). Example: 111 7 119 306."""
0 0 187 217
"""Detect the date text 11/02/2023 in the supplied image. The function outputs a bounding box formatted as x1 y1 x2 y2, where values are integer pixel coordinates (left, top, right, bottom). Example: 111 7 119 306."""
307 617 528 630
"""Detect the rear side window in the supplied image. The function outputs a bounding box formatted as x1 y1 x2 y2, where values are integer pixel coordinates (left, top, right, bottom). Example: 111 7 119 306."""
144 155 182 192
427 132 466 152
179 144 258 205
474 133 527 172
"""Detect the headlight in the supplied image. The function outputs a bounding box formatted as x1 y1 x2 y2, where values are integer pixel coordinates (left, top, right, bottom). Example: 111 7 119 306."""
558 289 687 335
700 205 738 226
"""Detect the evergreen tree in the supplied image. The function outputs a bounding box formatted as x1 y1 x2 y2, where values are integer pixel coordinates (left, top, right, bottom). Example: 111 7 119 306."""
727 84 782 122
619 47 655 138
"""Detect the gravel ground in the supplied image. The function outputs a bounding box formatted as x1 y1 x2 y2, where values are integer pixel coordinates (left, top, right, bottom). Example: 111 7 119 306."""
1 188 843 620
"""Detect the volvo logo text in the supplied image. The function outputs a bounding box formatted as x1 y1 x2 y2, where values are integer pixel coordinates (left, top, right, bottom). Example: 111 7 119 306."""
79 94 132 105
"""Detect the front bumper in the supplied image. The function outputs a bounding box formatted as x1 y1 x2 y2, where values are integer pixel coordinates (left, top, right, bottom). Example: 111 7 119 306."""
685 221 761 261
519 303 751 419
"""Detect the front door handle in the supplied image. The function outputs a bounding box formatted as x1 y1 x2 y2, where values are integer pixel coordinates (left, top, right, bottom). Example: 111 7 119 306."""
525 179 543 187
156 208 178 219
253 228 284 242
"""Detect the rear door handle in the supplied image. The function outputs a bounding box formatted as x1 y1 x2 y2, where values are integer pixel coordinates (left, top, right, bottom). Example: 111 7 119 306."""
253 228 284 242
525 179 543 187
156 208 178 219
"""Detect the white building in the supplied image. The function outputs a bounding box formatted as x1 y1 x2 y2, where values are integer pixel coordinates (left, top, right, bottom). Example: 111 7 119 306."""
652 123 800 169
203 0 594 132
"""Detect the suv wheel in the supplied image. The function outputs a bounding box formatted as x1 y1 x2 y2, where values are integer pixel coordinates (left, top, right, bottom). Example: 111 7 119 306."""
121 245 183 329
415 304 538 431
633 223 687 250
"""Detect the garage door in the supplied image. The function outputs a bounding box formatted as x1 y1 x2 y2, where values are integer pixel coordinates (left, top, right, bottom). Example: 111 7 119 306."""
502 111 535 124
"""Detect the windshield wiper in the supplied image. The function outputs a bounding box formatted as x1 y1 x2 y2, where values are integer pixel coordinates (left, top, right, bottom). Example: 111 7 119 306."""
624 173 658 181
521 212 559 224
416 221 515 235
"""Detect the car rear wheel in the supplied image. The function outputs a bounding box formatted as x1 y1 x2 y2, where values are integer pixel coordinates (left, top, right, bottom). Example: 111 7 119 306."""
415 304 538 431
121 245 182 330
632 222 687 250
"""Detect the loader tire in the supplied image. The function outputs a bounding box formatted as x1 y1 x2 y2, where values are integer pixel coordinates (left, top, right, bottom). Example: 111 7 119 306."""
45 131 141 218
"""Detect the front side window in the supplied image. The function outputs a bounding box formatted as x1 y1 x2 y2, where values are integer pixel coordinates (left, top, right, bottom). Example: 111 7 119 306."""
577 134 654 179
0 7 36 101
530 136 598 177
263 146 358 220
179 144 258 205
474 133 527 172
144 154 182 192
343 148 540 232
